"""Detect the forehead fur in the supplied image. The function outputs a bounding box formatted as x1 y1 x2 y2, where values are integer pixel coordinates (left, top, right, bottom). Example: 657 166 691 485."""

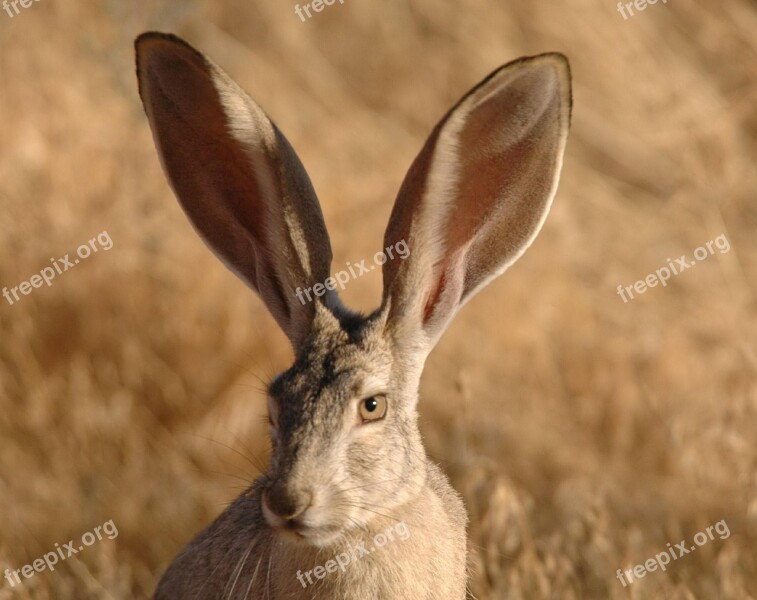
269 308 391 410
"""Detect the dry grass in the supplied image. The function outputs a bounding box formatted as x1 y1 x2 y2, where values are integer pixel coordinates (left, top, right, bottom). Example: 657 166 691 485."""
0 0 755 598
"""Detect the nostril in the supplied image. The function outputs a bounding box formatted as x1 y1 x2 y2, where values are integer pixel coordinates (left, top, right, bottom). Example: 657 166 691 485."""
264 486 313 521
287 492 312 521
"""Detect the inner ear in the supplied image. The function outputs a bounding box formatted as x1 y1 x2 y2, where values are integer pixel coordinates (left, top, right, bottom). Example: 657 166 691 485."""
422 250 466 328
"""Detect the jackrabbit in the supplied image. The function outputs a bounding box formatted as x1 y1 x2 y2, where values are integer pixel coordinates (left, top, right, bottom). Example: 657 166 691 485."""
135 32 571 599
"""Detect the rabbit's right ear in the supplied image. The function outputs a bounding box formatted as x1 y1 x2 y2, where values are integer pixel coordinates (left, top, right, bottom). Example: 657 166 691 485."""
381 54 571 362
135 33 336 348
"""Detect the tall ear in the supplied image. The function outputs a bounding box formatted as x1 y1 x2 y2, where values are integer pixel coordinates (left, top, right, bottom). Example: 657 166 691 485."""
382 53 571 359
135 32 338 348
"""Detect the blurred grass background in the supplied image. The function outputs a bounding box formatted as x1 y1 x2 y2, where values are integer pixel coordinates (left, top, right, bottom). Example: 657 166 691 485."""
0 0 755 598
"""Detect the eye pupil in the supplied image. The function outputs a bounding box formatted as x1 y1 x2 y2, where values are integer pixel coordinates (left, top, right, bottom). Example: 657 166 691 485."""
359 395 387 422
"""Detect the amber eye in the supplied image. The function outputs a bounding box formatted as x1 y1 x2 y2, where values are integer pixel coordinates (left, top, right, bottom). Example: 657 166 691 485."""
359 395 387 422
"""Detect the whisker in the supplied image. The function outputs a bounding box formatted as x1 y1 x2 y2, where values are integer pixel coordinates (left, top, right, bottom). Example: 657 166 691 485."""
339 501 402 524
265 543 274 600
225 427 270 473
205 469 254 486
244 554 264 600
189 433 265 475
195 532 250 600
225 535 258 599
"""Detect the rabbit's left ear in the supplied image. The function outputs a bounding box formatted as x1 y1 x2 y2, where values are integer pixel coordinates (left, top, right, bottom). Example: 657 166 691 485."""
135 33 338 349
381 54 572 357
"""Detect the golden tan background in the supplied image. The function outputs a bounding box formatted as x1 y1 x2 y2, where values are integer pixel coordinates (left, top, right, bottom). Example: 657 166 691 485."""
0 0 755 598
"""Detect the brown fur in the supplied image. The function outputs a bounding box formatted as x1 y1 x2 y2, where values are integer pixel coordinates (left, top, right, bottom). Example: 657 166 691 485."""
135 32 571 598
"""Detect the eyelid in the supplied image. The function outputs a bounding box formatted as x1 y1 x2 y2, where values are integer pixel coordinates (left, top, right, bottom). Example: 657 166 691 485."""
356 391 387 402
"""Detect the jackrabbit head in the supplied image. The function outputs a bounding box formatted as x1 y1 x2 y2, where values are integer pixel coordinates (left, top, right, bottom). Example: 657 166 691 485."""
136 32 571 551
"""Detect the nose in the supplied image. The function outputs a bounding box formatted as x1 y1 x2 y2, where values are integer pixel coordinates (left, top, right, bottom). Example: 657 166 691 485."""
263 484 313 522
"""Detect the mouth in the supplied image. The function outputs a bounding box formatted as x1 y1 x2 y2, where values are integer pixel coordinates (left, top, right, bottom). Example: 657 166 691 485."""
259 489 351 547
271 521 345 547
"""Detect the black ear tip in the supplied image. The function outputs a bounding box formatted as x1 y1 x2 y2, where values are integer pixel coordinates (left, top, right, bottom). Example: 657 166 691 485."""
135 31 187 49
134 32 209 105
135 31 172 55
134 31 205 68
